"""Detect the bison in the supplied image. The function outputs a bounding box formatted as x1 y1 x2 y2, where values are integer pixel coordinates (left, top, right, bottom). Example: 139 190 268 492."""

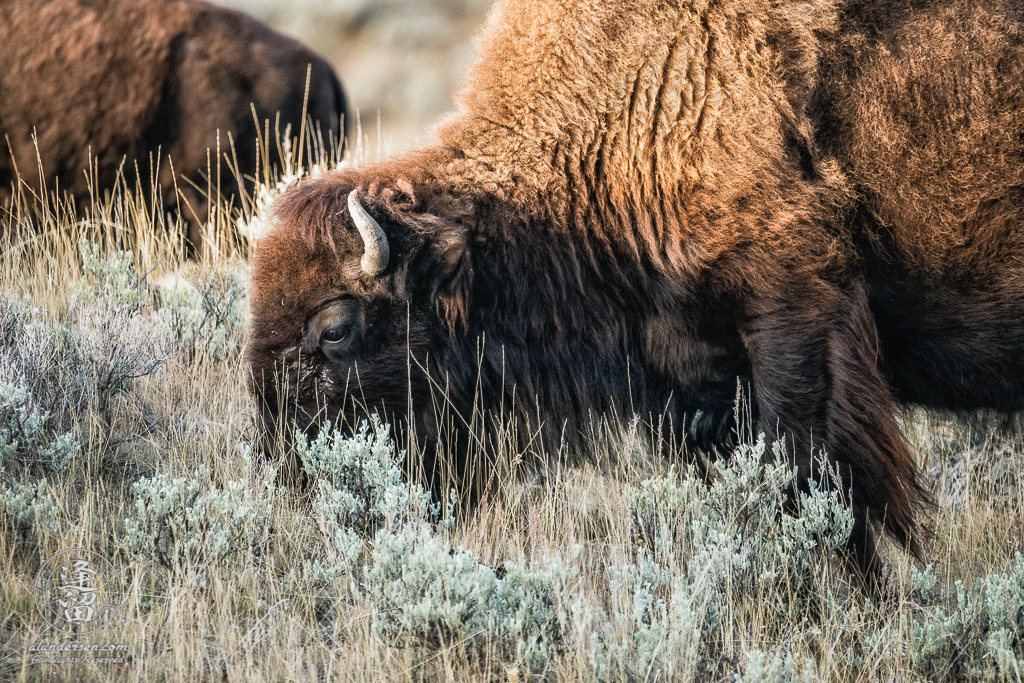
0 0 347 252
247 0 1024 584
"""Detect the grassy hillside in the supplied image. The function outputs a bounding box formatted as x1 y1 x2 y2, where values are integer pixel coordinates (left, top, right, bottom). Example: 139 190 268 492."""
0 152 1023 682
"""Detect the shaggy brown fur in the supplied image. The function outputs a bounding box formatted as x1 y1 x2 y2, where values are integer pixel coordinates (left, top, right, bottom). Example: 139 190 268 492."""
248 0 1024 583
0 0 347 250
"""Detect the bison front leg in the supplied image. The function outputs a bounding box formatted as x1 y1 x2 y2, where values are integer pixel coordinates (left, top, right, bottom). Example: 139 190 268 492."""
741 277 926 587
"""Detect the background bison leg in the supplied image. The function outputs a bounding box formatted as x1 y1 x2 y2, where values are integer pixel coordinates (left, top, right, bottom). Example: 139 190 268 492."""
741 278 928 585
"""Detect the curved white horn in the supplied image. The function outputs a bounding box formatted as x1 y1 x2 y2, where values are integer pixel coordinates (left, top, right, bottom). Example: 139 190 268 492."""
347 189 389 276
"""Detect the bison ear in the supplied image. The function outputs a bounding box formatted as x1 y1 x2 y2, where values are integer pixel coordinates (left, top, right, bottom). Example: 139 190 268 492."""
410 224 470 330
418 225 467 300
433 228 471 333
409 224 465 285
431 228 466 281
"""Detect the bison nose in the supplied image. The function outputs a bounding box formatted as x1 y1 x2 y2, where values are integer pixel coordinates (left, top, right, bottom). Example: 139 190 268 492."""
252 419 283 464
252 401 310 487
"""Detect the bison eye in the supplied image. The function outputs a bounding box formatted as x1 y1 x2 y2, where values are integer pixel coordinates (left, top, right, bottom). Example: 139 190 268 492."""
321 324 350 345
304 298 363 361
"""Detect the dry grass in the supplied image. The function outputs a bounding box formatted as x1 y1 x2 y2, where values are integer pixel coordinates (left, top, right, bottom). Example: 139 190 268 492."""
0 135 1022 683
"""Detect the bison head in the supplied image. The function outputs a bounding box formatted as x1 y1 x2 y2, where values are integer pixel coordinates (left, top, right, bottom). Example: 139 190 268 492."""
246 175 472 481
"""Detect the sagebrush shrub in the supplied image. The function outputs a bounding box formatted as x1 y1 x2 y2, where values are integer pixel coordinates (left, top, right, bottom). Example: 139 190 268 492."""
910 555 1024 680
123 465 274 572
0 381 80 471
365 522 570 674
0 477 61 537
297 418 433 533
156 264 247 365
0 294 68 420
589 436 856 680
293 421 568 674
493 557 573 672
73 239 146 310
293 420 444 585
0 292 32 349
68 303 167 423
366 522 498 646
735 650 816 683
592 547 707 680
0 246 167 431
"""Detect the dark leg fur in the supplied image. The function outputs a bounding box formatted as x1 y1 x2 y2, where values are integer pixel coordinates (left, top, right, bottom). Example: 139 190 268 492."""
685 406 740 457
742 276 928 588
846 506 883 597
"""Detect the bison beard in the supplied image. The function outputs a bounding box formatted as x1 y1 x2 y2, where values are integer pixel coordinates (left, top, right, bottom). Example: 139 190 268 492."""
247 0 1024 588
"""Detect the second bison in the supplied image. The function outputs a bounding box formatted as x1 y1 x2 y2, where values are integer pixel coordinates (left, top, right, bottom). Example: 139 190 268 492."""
0 0 348 252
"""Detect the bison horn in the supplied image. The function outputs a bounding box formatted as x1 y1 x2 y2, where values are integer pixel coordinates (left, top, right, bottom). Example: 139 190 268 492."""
347 189 389 276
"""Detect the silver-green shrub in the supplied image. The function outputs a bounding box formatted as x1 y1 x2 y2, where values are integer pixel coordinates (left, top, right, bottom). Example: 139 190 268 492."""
293 420 436 584
591 548 707 680
294 420 568 673
736 650 816 683
0 381 80 471
123 466 274 572
299 524 365 586
911 554 1024 680
73 240 145 310
365 522 570 674
0 294 69 420
0 246 166 430
0 477 61 536
590 435 855 680
156 264 247 365
69 303 167 424
297 418 431 531
366 522 498 645
0 293 33 350
68 242 166 421
494 557 574 672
